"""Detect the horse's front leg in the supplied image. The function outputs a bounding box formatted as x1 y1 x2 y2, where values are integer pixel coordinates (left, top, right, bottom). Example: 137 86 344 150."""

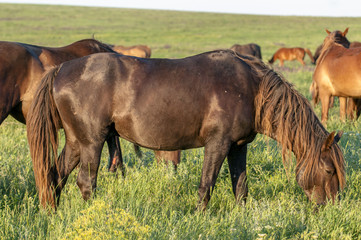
198 138 231 211
227 143 248 204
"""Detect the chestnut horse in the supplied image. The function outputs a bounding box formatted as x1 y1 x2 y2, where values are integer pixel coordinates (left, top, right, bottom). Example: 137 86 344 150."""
269 47 315 66
313 41 359 63
311 38 361 121
230 43 262 59
112 45 151 58
26 50 345 210
312 28 361 122
0 39 124 172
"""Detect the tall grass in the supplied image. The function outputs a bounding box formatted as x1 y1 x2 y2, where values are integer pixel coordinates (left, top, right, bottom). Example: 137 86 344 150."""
1 3 361 239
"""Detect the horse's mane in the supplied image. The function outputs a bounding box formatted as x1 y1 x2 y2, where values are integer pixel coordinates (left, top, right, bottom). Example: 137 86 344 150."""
233 53 345 189
69 38 116 53
317 31 348 66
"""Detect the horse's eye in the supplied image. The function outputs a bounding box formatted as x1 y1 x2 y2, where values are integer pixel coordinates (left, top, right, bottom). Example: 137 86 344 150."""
326 169 334 175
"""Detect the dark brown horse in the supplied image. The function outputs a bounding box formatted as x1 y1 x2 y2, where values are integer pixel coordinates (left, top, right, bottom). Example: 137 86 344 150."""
109 43 181 168
312 28 361 123
0 39 124 172
269 47 315 66
230 43 262 59
112 45 151 58
26 50 345 210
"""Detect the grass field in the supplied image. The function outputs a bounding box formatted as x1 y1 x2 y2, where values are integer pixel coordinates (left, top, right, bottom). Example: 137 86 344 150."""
1 3 361 239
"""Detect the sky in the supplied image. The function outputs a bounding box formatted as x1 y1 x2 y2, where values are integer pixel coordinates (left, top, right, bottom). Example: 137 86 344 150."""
0 0 360 17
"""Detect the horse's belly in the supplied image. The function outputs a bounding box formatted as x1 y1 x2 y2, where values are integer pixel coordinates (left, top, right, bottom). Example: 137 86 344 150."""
114 112 204 150
331 76 361 97
322 59 361 97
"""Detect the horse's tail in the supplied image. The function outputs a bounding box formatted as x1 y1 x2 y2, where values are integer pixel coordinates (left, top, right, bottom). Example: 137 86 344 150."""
26 65 62 209
309 81 319 106
268 53 275 64
304 48 315 64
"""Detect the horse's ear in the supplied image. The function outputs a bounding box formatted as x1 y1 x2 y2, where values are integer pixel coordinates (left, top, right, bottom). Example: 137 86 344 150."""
342 27 349 37
334 130 343 143
326 29 331 34
322 131 336 151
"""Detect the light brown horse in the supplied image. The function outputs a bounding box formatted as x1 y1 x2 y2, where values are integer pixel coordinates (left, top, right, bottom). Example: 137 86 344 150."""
311 39 361 121
230 43 262 59
112 45 151 58
269 47 315 66
312 28 361 123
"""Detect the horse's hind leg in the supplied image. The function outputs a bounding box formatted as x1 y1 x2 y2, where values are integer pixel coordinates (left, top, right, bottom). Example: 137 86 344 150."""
227 143 248 204
320 93 331 124
298 58 305 66
54 138 81 205
77 142 104 201
107 136 123 174
339 96 347 122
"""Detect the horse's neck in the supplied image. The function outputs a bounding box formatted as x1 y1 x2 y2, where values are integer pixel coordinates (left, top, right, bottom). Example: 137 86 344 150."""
317 41 343 65
255 94 326 162
258 123 300 159
44 45 96 61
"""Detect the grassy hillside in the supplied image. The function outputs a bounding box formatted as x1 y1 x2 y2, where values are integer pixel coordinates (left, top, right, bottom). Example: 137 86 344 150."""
1 3 361 239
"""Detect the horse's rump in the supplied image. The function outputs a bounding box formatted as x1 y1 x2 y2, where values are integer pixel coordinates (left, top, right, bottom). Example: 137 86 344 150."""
230 43 262 59
112 45 151 58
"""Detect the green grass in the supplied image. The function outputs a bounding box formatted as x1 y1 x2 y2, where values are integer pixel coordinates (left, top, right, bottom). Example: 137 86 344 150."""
1 3 361 239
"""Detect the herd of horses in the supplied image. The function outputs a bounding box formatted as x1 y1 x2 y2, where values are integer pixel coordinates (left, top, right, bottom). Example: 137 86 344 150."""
1 28 354 211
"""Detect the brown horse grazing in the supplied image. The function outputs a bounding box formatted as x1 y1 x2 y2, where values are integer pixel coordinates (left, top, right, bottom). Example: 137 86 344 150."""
268 47 315 66
112 45 151 58
26 50 345 210
0 39 123 173
312 28 361 123
230 43 262 59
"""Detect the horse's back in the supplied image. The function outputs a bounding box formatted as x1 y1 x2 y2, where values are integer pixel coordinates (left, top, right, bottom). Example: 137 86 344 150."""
274 47 304 60
54 51 259 150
